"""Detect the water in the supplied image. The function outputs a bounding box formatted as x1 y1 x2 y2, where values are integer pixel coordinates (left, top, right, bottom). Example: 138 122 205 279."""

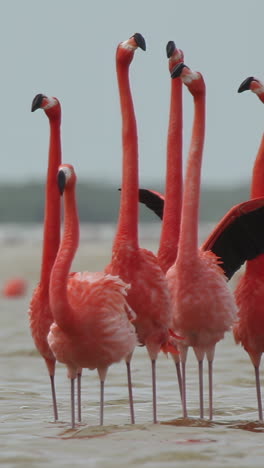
1 224 264 468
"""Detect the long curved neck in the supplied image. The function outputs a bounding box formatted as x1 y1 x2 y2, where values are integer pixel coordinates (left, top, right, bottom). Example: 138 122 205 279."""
113 59 139 251
177 91 205 259
49 186 79 332
40 117 61 289
158 77 183 271
251 133 264 198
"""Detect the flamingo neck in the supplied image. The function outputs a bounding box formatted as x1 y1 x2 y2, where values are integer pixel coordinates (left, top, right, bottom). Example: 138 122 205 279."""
40 118 61 290
113 61 139 251
158 78 183 271
49 185 79 332
250 133 264 198
177 92 205 260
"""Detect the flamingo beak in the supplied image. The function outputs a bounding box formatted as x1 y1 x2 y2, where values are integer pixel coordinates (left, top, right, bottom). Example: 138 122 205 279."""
133 33 146 51
166 41 176 58
57 170 66 195
31 94 46 112
237 77 255 93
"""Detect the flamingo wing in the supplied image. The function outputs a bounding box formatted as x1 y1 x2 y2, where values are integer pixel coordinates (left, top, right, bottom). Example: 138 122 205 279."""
202 198 264 279
137 188 165 219
138 190 264 279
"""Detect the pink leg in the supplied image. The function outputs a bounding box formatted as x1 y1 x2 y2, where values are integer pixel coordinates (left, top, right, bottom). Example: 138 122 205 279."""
100 380 104 426
208 360 213 420
77 372 81 423
198 360 204 419
71 378 75 429
179 346 188 418
151 359 157 424
49 375 58 421
126 361 135 424
254 365 263 422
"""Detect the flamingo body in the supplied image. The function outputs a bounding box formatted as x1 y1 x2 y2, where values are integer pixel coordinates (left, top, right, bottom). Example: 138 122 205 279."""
168 249 235 352
48 272 136 378
106 246 172 359
234 262 264 366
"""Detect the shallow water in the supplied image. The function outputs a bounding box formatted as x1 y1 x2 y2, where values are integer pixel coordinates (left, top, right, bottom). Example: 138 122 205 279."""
1 225 264 467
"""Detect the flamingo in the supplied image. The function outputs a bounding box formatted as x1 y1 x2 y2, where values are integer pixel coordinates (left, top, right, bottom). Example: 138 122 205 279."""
2 277 27 297
28 94 61 421
233 75 264 421
105 33 179 424
48 164 137 428
166 63 237 420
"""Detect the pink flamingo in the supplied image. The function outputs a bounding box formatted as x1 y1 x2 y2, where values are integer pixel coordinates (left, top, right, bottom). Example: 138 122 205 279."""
166 63 237 420
48 164 137 428
105 33 179 424
28 94 61 421
2 277 27 297
233 76 264 421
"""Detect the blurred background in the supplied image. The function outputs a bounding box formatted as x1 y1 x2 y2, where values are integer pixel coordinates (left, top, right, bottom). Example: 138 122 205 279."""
0 0 263 226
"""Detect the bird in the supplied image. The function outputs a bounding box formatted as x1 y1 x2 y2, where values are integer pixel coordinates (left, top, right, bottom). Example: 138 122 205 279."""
166 62 237 420
2 277 27 297
28 94 62 421
48 164 137 428
233 75 264 421
104 33 180 424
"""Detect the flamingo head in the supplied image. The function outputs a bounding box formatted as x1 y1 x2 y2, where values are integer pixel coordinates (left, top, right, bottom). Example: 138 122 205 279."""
31 94 61 120
171 62 205 96
57 164 76 195
116 33 146 66
238 76 264 103
166 41 184 73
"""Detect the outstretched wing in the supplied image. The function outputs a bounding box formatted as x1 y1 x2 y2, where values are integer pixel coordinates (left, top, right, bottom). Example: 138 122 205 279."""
138 189 164 219
202 198 264 279
138 189 264 280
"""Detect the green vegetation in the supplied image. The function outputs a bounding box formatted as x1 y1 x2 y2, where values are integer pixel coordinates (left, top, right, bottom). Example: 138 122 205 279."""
0 180 250 223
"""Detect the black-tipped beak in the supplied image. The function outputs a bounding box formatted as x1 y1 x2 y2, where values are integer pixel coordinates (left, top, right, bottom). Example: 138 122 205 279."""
31 93 46 112
133 33 146 51
57 170 66 195
238 76 255 93
166 41 176 58
171 62 187 79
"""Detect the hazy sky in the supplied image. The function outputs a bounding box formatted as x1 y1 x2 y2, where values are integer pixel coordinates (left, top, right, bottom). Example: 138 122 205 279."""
1 0 264 189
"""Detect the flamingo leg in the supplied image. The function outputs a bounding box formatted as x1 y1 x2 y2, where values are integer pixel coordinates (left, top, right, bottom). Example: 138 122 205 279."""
181 360 188 418
175 360 183 402
198 359 204 419
151 359 157 424
49 375 58 421
254 365 263 421
100 380 104 426
77 372 81 423
126 361 135 424
208 359 213 420
71 378 75 429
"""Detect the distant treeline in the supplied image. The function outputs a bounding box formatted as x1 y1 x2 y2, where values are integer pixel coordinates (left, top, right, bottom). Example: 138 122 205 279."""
0 180 250 223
